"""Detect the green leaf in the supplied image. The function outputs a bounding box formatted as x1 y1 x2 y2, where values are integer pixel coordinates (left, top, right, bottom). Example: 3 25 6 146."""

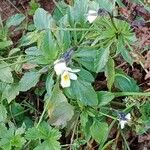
26 122 61 150
90 120 108 144
65 79 98 106
0 124 7 138
0 82 7 93
95 47 110 73
55 26 71 50
47 84 74 127
40 30 58 61
0 62 13 83
6 14 25 28
78 68 94 83
25 128 40 140
46 74 54 96
0 105 7 122
68 0 88 25
74 49 97 72
2 84 20 103
20 31 40 46
8 48 20 56
96 0 115 13
25 46 48 64
11 135 26 148
114 73 140 92
0 41 13 50
80 111 88 127
105 57 115 91
11 102 25 123
97 91 115 106
34 140 61 150
117 37 133 65
19 71 41 91
34 8 55 30
121 48 133 65
49 102 74 127
28 0 40 15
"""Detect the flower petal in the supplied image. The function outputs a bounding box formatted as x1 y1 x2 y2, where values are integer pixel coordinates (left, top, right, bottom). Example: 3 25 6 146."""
87 10 98 23
88 10 97 15
125 113 131 121
69 72 77 80
61 71 71 88
54 62 67 75
120 120 127 129
87 16 97 23
66 67 80 73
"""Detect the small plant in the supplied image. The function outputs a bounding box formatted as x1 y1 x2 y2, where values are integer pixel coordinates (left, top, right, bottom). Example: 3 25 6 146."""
0 0 150 149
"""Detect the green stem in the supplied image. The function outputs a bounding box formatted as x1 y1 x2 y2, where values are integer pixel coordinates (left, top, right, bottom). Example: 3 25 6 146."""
50 27 94 31
36 101 49 128
0 58 34 69
78 24 94 45
114 92 150 97
0 55 26 61
120 130 130 150
99 111 116 120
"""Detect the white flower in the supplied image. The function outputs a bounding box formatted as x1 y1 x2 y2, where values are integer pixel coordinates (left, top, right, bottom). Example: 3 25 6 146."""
119 113 131 129
54 60 67 75
87 10 98 23
54 59 80 88
61 68 80 88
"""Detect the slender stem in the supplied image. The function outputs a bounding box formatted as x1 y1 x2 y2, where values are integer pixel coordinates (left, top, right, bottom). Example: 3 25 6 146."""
0 58 34 69
114 92 150 97
108 13 118 31
120 130 130 150
99 111 116 120
36 99 49 128
0 55 26 61
49 27 94 31
78 24 94 45
70 115 79 150
6 0 22 14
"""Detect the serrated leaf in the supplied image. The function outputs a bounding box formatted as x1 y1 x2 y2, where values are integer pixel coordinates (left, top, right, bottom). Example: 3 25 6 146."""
8 48 20 56
74 49 97 72
40 30 58 61
0 105 7 122
95 47 110 73
114 73 140 92
2 84 19 103
6 14 25 28
47 84 73 127
34 140 61 150
97 91 115 106
11 135 26 148
26 122 61 150
117 38 133 65
46 74 54 96
78 68 94 83
19 71 41 91
49 102 74 127
65 79 98 106
105 57 115 91
34 8 55 30
90 120 108 144
68 0 88 25
0 41 13 50
25 128 39 140
0 62 13 83
96 0 115 12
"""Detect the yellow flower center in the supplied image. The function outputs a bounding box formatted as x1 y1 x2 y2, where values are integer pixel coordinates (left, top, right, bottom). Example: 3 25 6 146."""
63 74 69 81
